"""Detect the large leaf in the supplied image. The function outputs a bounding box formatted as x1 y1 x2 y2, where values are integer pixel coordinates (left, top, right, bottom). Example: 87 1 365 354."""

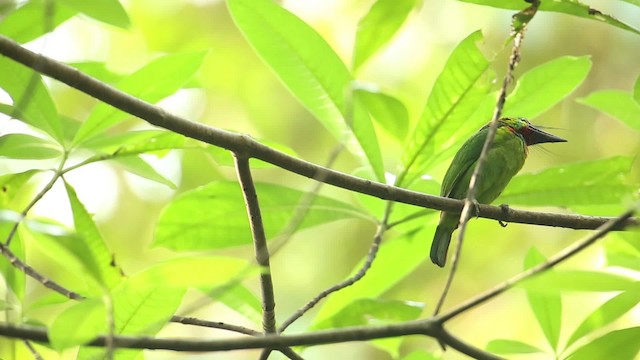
111 156 177 189
0 133 62 160
49 297 106 350
486 339 544 354
0 227 25 301
353 0 419 70
524 248 561 351
81 130 187 157
457 0 640 35
0 0 77 43
567 285 640 347
64 181 122 289
58 0 130 29
227 0 385 181
73 51 208 144
503 56 591 118
498 157 635 207
520 271 636 293
577 90 640 132
154 181 367 250
400 30 493 185
567 327 640 360
0 57 63 142
354 88 410 141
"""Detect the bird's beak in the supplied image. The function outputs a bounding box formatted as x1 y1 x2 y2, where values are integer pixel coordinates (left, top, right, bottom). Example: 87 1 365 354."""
527 125 567 145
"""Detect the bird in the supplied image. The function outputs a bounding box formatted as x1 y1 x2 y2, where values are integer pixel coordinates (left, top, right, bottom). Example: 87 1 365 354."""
430 117 566 267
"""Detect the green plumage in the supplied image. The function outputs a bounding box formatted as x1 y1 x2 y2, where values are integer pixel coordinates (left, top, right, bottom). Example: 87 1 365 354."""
430 117 566 267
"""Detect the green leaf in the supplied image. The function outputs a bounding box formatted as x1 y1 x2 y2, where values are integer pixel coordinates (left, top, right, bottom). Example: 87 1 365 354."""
503 56 591 118
0 0 77 43
606 232 640 271
155 181 366 250
634 75 640 103
0 227 25 301
49 297 106 350
65 181 122 289
73 51 208 144
58 0 130 29
567 285 640 347
68 61 123 84
82 130 187 157
524 248 561 351
520 271 636 293
401 351 439 360
0 134 62 160
312 229 430 327
457 0 640 35
578 90 640 132
498 157 635 207
0 58 63 142
77 281 185 360
400 30 493 185
0 170 40 208
112 156 177 189
353 0 419 70
567 327 640 360
354 88 410 141
216 284 262 325
227 0 385 181
130 256 250 290
486 339 544 354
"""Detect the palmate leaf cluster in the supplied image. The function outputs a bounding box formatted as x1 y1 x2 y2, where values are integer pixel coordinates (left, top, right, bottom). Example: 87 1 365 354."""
0 0 639 359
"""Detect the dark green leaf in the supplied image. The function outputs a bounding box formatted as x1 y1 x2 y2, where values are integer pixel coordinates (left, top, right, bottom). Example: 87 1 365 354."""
457 0 640 35
227 0 385 180
0 134 62 159
0 58 63 141
155 181 366 250
503 56 591 118
486 339 544 354
73 51 208 144
498 157 635 207
49 298 106 350
64 182 122 289
58 0 130 28
524 248 561 351
567 285 640 347
401 31 493 185
355 88 409 141
0 0 77 43
112 156 177 189
578 90 640 132
567 327 640 360
353 0 419 70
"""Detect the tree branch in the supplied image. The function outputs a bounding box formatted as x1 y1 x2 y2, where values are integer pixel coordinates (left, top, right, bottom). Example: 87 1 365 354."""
0 35 635 232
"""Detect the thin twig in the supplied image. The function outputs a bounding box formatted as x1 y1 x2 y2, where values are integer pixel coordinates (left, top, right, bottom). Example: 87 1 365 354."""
433 3 538 316
23 340 43 360
170 316 261 336
438 206 636 322
0 35 634 231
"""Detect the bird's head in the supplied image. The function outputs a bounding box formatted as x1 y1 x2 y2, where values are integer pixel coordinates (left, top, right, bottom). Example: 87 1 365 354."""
499 117 567 146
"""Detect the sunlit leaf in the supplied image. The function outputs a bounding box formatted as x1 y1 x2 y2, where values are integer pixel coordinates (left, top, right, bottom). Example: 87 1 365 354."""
606 232 640 271
486 339 544 354
520 271 636 293
0 133 62 159
634 75 640 103
155 181 366 250
0 57 63 141
566 327 640 360
0 0 77 43
64 181 122 289
353 0 419 70
578 90 640 132
0 170 40 208
112 156 177 189
503 56 591 118
82 130 187 157
524 248 561 351
215 284 262 325
401 30 493 185
73 51 208 144
457 0 640 35
355 88 409 141
498 157 635 207
227 0 385 180
0 227 25 301
69 61 123 84
49 297 106 350
567 285 640 347
58 0 130 29
400 351 439 360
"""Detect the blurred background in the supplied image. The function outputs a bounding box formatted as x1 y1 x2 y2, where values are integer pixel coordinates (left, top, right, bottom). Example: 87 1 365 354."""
8 0 640 358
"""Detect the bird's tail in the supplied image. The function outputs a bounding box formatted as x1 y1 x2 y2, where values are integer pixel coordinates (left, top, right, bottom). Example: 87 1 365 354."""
430 224 454 267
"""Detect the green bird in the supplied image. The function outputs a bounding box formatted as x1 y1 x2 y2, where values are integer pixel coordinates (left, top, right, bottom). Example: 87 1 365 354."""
430 117 566 267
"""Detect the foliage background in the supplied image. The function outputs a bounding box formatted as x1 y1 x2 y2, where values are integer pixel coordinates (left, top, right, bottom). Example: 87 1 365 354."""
0 0 639 359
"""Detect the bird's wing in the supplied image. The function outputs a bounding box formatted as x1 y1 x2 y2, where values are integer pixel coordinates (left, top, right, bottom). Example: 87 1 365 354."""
440 128 487 198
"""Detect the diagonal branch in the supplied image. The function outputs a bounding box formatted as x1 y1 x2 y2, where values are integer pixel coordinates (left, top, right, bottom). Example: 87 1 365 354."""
0 35 635 232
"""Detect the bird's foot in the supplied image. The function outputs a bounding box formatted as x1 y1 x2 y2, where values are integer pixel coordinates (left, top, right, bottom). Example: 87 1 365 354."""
498 204 510 227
